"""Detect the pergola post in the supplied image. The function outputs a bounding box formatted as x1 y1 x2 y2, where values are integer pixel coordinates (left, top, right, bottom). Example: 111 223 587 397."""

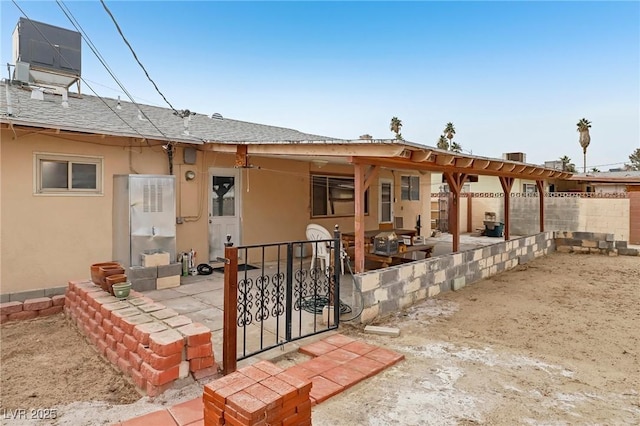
467 193 473 233
443 172 467 252
536 180 545 232
353 163 378 273
499 176 514 240
354 163 366 273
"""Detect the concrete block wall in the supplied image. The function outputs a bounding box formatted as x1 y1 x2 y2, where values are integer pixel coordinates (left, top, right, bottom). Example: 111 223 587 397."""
355 232 555 323
511 196 580 236
555 231 639 256
128 264 182 292
580 199 630 241
510 196 630 241
0 295 65 323
65 280 217 397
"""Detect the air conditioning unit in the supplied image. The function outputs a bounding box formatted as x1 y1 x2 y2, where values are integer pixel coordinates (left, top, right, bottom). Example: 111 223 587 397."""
502 152 526 162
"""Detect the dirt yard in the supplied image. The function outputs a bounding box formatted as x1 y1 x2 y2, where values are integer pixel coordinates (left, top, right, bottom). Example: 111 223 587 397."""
0 314 138 410
0 252 638 425
313 252 640 425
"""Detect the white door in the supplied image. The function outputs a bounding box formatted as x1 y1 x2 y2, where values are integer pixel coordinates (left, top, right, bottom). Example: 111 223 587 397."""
379 179 393 225
209 168 241 262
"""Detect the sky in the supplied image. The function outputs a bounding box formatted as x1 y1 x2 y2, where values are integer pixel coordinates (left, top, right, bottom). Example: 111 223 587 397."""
1 1 639 170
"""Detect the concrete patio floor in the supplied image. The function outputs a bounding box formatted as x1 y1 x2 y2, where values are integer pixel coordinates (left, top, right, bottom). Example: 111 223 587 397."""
140 232 505 363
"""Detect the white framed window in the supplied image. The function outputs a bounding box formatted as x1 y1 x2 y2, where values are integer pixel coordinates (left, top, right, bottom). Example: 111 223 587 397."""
523 183 536 193
379 179 393 223
34 153 103 195
401 175 420 200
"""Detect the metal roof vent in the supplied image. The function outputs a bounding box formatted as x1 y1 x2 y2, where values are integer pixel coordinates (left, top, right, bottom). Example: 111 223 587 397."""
211 113 223 120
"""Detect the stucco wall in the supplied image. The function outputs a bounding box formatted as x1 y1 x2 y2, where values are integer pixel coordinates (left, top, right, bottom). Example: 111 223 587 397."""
1 130 167 293
510 196 630 241
2 130 432 294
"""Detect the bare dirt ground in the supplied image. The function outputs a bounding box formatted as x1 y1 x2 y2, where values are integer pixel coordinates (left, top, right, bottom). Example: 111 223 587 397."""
0 314 202 426
1 252 638 425
0 314 138 409
312 252 640 425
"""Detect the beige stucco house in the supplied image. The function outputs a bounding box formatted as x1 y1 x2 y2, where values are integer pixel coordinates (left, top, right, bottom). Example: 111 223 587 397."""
1 81 571 299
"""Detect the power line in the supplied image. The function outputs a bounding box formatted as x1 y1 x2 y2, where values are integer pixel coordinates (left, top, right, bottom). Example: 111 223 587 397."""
10 0 155 142
100 0 180 116
56 0 173 142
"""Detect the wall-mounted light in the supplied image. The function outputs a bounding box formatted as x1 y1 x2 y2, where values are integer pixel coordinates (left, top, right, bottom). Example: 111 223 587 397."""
185 170 196 181
311 159 329 168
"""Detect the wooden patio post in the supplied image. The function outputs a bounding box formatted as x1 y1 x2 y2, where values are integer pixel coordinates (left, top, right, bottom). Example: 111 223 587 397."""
353 163 366 273
222 241 238 375
467 192 473 233
443 172 467 252
499 176 514 240
536 180 545 232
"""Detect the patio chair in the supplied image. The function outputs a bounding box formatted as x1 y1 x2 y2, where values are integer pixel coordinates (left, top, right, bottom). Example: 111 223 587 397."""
305 224 344 274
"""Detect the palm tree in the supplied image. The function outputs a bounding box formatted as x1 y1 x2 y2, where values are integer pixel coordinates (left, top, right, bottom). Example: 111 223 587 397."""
450 142 463 153
437 135 449 150
576 118 591 173
390 117 403 140
443 122 456 147
559 155 576 173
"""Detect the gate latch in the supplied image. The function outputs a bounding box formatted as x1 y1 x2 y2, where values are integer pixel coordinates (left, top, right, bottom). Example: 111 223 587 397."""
216 257 230 264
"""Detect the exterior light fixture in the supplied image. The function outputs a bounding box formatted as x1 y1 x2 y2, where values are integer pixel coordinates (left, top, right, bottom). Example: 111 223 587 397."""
185 170 196 181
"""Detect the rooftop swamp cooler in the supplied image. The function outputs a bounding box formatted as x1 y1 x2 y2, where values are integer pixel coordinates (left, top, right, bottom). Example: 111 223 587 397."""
112 175 176 268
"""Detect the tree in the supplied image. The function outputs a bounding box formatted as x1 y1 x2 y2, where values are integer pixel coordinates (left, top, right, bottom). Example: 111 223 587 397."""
450 142 463 153
390 117 403 140
576 118 591 173
437 135 449 150
443 122 456 147
628 148 640 171
559 155 576 173
359 134 373 140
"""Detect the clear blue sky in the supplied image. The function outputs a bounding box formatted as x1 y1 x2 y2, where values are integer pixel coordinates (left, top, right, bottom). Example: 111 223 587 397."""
2 1 639 170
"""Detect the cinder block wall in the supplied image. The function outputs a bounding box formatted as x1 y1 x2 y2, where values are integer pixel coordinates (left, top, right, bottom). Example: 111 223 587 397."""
510 197 629 241
580 199 630 241
355 232 555 323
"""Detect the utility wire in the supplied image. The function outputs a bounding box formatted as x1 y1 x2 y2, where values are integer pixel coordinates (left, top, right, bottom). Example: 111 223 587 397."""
55 0 171 142
10 0 151 142
100 0 180 116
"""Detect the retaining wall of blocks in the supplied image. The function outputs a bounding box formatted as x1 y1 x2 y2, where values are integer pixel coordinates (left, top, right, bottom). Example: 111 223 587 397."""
203 360 312 426
355 231 556 323
0 295 66 323
64 279 218 397
554 231 639 256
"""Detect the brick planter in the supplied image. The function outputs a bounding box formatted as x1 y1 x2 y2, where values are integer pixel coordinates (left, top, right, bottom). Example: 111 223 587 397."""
64 279 217 396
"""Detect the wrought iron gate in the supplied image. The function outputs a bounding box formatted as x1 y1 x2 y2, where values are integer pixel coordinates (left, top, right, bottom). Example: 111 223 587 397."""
222 237 341 373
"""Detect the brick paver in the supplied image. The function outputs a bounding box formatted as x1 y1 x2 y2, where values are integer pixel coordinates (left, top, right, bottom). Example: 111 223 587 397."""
118 333 404 424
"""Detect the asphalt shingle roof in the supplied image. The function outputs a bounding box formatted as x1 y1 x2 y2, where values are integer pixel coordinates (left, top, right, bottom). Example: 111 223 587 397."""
0 82 340 144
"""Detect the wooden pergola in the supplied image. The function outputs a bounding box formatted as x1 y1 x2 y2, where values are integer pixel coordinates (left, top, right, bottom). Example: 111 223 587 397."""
349 146 570 273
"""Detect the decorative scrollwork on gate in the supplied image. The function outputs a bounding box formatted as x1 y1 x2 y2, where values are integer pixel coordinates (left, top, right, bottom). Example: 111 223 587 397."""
237 278 254 327
255 274 271 322
271 272 285 317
